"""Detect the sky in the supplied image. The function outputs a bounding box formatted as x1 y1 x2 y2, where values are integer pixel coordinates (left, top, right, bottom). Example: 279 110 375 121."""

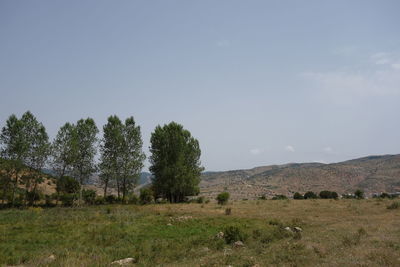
1 0 400 171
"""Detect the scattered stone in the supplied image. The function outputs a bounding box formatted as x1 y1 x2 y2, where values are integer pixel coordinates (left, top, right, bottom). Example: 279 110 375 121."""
44 254 56 263
233 241 244 248
216 231 224 239
201 247 210 253
223 248 232 256
169 215 193 223
284 226 292 232
111 258 135 265
294 227 303 232
167 223 172 226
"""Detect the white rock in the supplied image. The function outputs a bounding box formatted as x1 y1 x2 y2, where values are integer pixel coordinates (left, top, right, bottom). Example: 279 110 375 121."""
294 227 303 232
233 241 244 248
284 226 292 232
216 231 224 239
111 258 135 265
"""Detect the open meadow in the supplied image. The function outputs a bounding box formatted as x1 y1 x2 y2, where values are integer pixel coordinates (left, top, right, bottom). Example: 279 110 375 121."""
1 199 400 267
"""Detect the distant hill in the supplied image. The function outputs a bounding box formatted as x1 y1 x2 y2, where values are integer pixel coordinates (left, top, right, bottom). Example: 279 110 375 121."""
200 154 400 200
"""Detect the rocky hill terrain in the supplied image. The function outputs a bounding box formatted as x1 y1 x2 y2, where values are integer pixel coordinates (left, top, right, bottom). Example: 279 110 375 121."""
200 154 400 200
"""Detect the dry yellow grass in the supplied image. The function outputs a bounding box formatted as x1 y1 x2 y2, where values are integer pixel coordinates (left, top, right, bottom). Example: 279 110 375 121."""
148 198 400 266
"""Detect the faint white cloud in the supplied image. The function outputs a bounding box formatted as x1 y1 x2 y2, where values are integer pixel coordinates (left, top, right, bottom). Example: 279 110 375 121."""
333 45 359 56
285 145 295 152
392 63 400 70
323 146 333 153
371 52 391 65
300 52 400 102
250 148 262 155
216 40 230 47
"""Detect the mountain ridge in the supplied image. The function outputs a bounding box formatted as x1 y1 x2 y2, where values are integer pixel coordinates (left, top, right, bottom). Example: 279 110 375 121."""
200 154 400 200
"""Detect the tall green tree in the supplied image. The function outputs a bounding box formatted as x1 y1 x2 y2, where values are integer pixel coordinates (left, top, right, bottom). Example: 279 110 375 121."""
99 116 145 200
0 111 50 206
0 158 14 204
20 111 50 205
149 122 203 203
99 115 124 197
72 118 98 204
51 122 77 178
120 117 145 201
0 114 27 205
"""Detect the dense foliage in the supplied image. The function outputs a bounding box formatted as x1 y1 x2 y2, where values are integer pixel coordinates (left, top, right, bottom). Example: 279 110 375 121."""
150 122 203 203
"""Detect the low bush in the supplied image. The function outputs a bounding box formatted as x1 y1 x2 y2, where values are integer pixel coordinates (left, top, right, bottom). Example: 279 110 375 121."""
293 192 304 199
223 225 247 244
304 191 318 199
216 192 230 205
128 193 139 204
105 195 117 204
387 202 400 210
225 207 232 215
319 190 338 199
355 189 364 199
82 189 96 204
196 196 205 204
272 194 287 200
140 187 154 204
60 193 77 207
95 196 105 205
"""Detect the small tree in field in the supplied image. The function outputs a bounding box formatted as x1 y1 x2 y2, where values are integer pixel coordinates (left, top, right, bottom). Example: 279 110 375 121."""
355 189 364 199
293 192 304 199
150 122 203 203
216 192 230 205
304 191 318 199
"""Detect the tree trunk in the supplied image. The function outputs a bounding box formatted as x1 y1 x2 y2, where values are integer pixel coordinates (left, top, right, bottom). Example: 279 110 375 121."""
116 178 120 199
122 177 126 202
11 169 19 207
103 179 108 197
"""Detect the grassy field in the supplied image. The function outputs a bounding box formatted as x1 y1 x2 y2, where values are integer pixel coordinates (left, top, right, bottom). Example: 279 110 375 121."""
1 199 400 266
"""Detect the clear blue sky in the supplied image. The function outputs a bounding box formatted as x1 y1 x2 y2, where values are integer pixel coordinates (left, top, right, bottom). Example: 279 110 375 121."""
1 0 399 171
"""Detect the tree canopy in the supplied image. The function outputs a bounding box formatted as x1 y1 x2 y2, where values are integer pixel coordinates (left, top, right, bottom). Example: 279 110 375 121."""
150 122 203 203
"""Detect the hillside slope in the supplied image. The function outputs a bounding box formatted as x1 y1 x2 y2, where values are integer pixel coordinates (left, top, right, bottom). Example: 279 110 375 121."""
200 154 400 200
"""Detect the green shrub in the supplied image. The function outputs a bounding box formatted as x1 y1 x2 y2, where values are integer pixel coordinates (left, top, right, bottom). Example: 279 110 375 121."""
293 192 304 199
56 176 80 194
223 225 247 244
355 189 364 199
95 196 105 205
60 193 76 206
225 208 232 215
319 190 338 199
196 196 205 203
140 187 154 204
259 194 267 200
387 202 400 210
304 191 318 199
128 193 139 204
216 192 230 205
105 195 117 204
272 194 287 200
82 189 96 204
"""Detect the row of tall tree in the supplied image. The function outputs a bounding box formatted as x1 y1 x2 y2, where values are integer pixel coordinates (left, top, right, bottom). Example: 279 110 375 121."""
0 111 203 206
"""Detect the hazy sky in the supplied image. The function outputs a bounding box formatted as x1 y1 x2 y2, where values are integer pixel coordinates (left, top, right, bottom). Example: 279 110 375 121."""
1 1 400 171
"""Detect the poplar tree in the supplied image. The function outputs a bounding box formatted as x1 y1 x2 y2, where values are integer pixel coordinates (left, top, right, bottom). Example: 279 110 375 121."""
20 112 50 205
0 114 26 205
149 122 203 203
120 117 145 201
99 116 145 200
51 122 77 178
72 118 98 204
99 116 124 197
